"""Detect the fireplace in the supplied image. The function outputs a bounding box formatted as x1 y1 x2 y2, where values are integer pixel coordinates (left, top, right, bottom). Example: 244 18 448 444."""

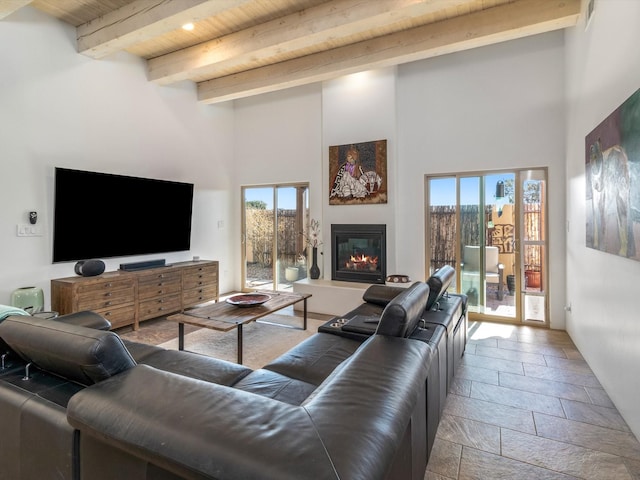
331 224 386 284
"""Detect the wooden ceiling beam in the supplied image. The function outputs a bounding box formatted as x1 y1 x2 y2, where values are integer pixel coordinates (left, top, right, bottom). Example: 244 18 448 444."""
148 0 481 85
77 0 255 59
197 0 580 104
0 0 33 21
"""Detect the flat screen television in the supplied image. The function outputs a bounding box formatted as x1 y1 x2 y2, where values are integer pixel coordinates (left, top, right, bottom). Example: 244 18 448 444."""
53 167 194 263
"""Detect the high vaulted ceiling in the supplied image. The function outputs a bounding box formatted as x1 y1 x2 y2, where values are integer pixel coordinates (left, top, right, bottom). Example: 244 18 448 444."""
3 0 581 104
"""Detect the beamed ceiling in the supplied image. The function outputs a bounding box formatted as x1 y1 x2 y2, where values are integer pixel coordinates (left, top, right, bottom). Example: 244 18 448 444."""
2 0 581 104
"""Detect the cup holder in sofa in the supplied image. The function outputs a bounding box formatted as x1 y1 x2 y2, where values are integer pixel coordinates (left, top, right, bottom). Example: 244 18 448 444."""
329 318 348 328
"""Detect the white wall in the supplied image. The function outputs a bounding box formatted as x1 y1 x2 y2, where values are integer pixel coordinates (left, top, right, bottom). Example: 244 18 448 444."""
232 84 323 279
397 32 568 329
231 33 567 326
0 7 236 304
565 0 640 438
322 68 398 277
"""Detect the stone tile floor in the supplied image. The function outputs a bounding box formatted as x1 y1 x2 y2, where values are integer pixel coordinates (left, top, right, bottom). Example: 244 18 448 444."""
425 321 640 480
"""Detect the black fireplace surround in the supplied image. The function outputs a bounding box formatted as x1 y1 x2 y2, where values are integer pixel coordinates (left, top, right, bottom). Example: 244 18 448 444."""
331 224 386 284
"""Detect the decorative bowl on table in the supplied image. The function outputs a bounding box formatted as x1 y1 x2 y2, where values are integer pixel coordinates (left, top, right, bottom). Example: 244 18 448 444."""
225 293 271 307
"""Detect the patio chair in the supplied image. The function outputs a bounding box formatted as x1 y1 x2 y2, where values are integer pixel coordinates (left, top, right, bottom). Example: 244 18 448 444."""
461 245 504 301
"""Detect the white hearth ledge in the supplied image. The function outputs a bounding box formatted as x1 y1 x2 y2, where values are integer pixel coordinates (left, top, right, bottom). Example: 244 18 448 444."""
292 278 371 316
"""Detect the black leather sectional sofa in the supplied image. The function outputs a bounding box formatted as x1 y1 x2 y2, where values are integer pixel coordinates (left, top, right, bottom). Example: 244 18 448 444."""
0 266 465 480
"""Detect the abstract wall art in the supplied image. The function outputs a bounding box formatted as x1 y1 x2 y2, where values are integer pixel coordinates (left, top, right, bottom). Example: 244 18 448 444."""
585 87 640 260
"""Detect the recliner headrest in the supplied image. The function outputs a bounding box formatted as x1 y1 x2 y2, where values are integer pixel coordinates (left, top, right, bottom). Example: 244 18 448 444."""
0 316 135 386
426 265 455 311
362 284 405 306
375 282 430 338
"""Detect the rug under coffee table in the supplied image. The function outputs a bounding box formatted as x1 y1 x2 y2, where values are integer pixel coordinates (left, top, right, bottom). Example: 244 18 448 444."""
167 291 311 364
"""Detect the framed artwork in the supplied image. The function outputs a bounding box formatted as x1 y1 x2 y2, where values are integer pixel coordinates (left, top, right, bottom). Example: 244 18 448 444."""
329 139 387 205
585 87 640 260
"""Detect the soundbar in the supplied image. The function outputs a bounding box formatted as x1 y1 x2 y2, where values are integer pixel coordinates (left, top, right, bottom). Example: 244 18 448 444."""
119 259 166 271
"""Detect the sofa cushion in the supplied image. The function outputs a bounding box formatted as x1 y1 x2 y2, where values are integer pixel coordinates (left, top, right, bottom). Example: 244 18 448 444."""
233 369 317 405
0 316 135 386
376 282 430 338
264 333 360 386
426 265 455 311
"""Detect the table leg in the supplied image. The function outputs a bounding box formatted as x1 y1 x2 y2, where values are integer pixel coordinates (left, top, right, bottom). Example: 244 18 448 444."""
237 324 243 364
303 297 308 330
178 322 185 351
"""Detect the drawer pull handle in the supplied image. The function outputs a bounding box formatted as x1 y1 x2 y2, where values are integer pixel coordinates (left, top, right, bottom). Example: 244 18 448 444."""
105 292 112 297
104 312 111 316
105 301 112 306
105 283 112 288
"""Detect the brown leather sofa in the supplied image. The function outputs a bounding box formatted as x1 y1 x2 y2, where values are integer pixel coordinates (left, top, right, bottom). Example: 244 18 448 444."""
0 271 465 480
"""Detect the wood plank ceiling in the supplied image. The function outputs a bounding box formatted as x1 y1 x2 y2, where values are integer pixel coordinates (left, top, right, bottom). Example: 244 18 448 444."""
2 0 581 104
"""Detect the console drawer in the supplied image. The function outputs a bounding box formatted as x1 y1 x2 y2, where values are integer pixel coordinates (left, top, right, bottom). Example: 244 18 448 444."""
182 264 218 290
77 289 135 311
139 294 181 321
182 285 218 309
94 304 136 330
76 278 135 295
138 272 182 300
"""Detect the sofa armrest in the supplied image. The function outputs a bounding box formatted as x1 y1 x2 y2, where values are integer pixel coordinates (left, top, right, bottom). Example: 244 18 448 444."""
56 311 112 330
67 365 339 480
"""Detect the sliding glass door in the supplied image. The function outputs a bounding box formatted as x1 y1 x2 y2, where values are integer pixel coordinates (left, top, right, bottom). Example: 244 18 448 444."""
242 184 309 291
426 169 548 325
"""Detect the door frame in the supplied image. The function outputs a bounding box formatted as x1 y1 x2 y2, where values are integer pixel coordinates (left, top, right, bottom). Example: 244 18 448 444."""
425 168 549 327
241 183 309 292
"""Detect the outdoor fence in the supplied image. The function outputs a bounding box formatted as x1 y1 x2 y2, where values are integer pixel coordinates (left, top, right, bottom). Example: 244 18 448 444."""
245 208 303 268
429 204 542 271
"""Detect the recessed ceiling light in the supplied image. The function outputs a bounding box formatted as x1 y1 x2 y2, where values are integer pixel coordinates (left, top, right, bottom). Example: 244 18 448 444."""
182 23 194 31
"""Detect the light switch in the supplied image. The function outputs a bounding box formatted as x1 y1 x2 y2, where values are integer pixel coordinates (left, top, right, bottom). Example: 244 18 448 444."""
17 224 44 237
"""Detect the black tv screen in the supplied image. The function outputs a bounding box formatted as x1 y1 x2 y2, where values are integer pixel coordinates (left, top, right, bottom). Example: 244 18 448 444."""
53 168 194 263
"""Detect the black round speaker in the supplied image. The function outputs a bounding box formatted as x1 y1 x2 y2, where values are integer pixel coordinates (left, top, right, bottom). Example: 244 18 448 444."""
74 259 106 277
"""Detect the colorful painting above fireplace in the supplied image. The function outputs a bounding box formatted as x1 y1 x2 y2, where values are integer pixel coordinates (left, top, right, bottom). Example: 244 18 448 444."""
329 139 387 205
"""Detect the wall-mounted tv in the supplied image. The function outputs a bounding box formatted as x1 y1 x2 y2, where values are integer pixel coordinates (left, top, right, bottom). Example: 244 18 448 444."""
53 167 194 263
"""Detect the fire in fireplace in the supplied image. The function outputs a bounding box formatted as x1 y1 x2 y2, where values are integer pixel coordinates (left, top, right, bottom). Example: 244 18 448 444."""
331 224 386 284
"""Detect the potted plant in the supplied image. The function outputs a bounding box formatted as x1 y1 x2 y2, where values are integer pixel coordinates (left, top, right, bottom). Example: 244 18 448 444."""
524 265 541 288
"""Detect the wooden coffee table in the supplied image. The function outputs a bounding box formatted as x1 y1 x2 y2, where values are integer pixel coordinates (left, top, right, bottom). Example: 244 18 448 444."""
166 291 311 364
